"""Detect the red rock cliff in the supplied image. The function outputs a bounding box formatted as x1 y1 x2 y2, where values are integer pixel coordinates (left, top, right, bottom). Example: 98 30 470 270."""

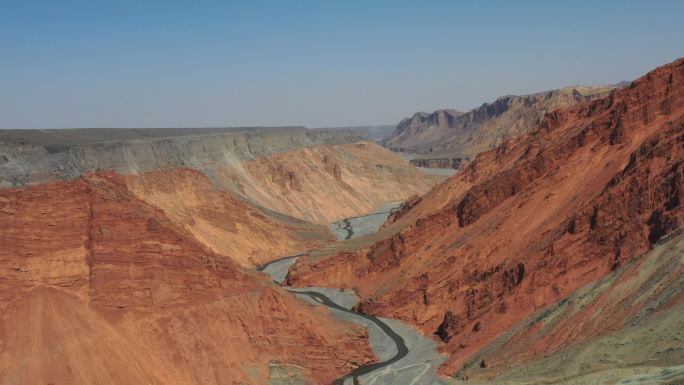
0 172 375 385
288 57 684 375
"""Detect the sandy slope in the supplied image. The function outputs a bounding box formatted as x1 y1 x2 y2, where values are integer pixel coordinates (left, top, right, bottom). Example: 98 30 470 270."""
212 142 437 224
124 168 333 266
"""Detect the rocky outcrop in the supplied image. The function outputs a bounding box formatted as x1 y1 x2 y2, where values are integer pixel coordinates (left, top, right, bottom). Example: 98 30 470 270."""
384 194 422 225
436 310 460 342
288 57 684 376
322 153 343 180
391 109 465 145
410 157 470 170
382 85 620 160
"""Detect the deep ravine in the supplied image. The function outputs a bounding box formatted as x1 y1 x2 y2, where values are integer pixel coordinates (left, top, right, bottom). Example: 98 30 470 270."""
257 206 447 385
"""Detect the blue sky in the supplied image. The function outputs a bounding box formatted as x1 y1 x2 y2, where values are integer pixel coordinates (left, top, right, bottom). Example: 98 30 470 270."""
1 0 683 128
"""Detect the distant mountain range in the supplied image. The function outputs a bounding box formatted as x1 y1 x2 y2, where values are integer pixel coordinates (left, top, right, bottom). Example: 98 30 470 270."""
382 83 629 166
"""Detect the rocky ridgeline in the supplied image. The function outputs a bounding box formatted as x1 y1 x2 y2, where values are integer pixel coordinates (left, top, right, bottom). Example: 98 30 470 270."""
382 84 620 161
0 126 366 187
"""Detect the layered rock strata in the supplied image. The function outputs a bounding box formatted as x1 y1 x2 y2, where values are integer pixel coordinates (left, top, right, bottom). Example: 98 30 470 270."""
288 58 684 377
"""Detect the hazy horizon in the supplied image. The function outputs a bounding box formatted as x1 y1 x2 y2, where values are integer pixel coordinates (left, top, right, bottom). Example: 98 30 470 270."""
1 0 683 129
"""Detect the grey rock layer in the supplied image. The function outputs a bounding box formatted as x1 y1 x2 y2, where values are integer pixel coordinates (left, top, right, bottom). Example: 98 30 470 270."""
0 127 366 187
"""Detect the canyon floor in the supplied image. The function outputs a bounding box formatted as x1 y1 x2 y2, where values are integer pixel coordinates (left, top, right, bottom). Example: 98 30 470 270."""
260 212 448 385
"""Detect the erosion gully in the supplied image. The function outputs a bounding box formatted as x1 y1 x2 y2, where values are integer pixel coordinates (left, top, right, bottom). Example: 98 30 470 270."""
257 203 446 385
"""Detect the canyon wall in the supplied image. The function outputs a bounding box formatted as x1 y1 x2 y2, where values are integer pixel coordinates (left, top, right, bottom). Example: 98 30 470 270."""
0 127 439 384
455 235 684 383
0 127 362 187
212 142 436 224
0 127 435 225
289 58 684 378
0 127 436 264
0 172 375 385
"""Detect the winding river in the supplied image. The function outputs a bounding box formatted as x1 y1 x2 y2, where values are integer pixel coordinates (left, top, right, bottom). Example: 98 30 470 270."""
327 202 404 241
258 206 447 385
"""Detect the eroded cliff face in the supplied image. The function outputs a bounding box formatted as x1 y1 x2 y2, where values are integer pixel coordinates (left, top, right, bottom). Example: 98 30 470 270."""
288 58 684 376
212 142 436 224
383 85 619 160
0 127 362 187
456 236 684 383
0 174 375 385
0 128 436 226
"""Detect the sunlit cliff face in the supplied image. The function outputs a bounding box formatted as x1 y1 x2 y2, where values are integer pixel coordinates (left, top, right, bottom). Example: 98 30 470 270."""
287 58 684 378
